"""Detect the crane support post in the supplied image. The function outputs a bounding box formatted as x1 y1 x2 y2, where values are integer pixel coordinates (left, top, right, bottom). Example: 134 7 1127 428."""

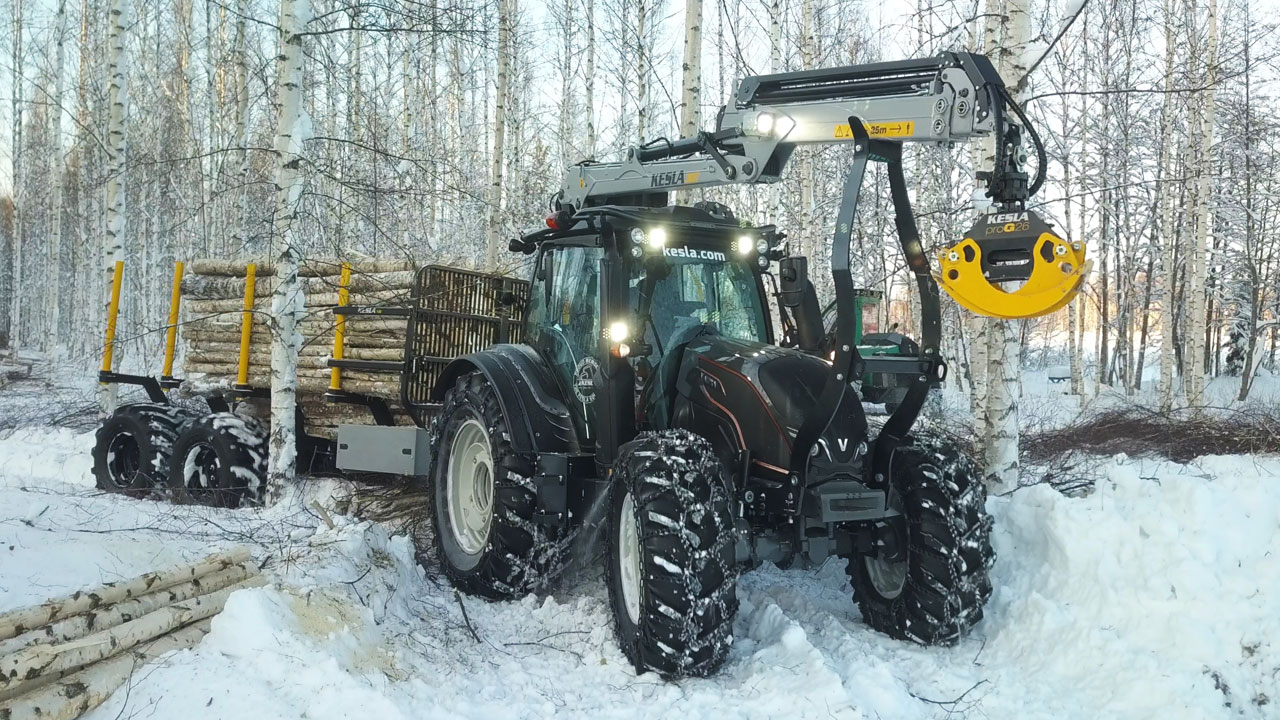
329 262 352 391
161 261 185 382
100 260 125 376
235 264 257 388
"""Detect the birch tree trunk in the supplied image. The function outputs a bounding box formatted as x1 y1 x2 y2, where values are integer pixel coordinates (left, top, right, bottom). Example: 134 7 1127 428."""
265 0 309 505
636 0 650 143
486 0 511 269
1156 0 1179 408
1185 0 1217 408
99 0 129 416
981 0 1030 493
584 0 596 158
674 0 702 205
232 0 251 254
678 0 703 138
967 0 999 422
45 0 68 349
8 0 24 350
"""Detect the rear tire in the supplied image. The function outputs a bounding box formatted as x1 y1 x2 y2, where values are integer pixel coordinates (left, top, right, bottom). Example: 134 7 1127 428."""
92 403 191 498
845 433 994 645
606 430 738 678
167 412 268 508
428 371 570 599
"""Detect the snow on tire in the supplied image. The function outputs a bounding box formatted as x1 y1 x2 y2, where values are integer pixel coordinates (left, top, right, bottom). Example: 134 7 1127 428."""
427 371 571 599
92 403 192 498
167 412 268 508
606 430 738 678
846 432 994 645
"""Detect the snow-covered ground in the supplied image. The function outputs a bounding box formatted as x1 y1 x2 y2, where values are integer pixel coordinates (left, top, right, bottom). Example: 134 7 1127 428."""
2 419 1276 719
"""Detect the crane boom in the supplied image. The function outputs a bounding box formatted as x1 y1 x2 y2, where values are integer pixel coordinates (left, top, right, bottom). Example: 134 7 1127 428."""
558 53 1011 213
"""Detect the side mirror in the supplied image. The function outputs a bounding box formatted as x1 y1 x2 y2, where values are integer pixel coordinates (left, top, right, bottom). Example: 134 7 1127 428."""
541 252 554 305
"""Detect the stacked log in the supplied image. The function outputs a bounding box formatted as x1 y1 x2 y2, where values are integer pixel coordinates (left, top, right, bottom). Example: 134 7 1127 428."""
180 259 416 437
0 549 263 720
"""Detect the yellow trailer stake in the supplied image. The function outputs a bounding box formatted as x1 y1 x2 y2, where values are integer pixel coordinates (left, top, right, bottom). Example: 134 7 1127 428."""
161 261 185 381
329 263 352 391
100 260 125 377
236 264 257 388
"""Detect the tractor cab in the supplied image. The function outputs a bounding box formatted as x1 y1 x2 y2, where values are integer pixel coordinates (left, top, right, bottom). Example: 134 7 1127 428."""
520 204 779 453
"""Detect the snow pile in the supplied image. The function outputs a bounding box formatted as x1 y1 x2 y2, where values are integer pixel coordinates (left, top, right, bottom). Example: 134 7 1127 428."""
0 427 96 491
2 427 1276 719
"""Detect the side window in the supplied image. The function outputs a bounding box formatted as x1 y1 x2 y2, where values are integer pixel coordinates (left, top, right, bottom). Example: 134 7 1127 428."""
529 247 603 431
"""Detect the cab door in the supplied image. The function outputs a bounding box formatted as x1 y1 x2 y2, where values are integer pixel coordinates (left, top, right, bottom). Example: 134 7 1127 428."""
524 246 604 444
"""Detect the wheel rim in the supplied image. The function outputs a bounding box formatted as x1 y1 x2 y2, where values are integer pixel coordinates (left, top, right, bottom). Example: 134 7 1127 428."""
105 432 140 488
864 555 908 600
618 491 643 625
446 418 495 555
181 442 220 497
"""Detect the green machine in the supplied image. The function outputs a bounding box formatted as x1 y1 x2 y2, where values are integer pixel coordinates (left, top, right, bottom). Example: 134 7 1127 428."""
821 290 920 413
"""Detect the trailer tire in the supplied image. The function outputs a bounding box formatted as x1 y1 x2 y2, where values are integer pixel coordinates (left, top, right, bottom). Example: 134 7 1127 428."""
428 371 570 599
167 412 268 508
606 430 738 678
92 403 191 498
845 433 994 645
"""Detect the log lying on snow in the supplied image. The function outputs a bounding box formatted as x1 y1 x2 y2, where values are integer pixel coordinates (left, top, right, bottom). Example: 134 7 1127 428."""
0 620 212 720
0 549 250 643
0 578 264 696
0 563 255 658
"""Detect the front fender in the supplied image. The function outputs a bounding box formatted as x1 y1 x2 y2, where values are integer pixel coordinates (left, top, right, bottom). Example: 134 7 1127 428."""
431 344 577 455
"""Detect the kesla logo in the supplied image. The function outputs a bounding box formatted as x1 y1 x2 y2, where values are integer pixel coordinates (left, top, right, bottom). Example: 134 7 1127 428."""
651 170 685 187
663 246 726 262
987 211 1029 224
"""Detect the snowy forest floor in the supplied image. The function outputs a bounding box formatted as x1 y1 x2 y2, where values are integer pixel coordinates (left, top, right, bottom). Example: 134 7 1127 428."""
1 359 1278 719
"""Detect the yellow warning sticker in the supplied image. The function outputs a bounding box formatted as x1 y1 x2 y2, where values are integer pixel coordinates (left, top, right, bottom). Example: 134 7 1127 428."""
685 171 700 184
834 121 916 139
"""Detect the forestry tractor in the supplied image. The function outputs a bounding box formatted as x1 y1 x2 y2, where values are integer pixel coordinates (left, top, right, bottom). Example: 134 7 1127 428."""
89 52 1086 679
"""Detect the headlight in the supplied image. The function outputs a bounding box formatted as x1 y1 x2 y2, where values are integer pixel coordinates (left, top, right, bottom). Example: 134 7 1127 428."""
755 112 776 136
647 227 667 249
629 227 645 245
629 245 644 259
756 255 770 269
756 237 770 255
736 235 755 256
608 321 630 343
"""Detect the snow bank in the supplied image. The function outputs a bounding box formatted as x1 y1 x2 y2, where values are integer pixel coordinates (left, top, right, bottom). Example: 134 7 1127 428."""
2 426 1273 719
0 427 96 491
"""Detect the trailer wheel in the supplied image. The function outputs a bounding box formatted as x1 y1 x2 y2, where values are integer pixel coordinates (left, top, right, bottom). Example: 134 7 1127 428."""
606 430 738 678
845 433 994 645
168 412 268 508
92 403 191 498
428 371 570 599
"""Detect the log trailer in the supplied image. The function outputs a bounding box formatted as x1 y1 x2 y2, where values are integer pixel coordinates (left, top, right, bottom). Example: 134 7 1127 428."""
92 51 1087 678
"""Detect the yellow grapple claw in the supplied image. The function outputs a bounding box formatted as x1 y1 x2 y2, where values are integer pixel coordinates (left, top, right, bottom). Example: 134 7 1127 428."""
935 210 1088 320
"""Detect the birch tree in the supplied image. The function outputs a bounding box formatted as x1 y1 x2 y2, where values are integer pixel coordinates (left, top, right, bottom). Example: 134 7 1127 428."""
47 0 68 348
486 0 512 269
8 0 24 350
99 0 129 415
266 0 310 504
1156 0 1180 408
980 0 1031 492
1185 0 1218 408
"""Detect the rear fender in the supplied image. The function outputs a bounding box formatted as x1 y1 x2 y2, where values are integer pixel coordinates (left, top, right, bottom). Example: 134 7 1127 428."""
432 344 577 456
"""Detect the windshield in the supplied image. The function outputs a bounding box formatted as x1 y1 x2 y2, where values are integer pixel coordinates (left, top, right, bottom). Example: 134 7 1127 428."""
632 251 769 362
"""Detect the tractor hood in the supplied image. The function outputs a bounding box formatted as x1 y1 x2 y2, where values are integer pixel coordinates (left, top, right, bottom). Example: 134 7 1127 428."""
654 331 869 489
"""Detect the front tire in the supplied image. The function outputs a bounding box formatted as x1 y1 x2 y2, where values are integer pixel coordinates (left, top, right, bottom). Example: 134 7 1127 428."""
845 433 994 645
92 403 191 498
606 430 738 678
428 371 570 599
